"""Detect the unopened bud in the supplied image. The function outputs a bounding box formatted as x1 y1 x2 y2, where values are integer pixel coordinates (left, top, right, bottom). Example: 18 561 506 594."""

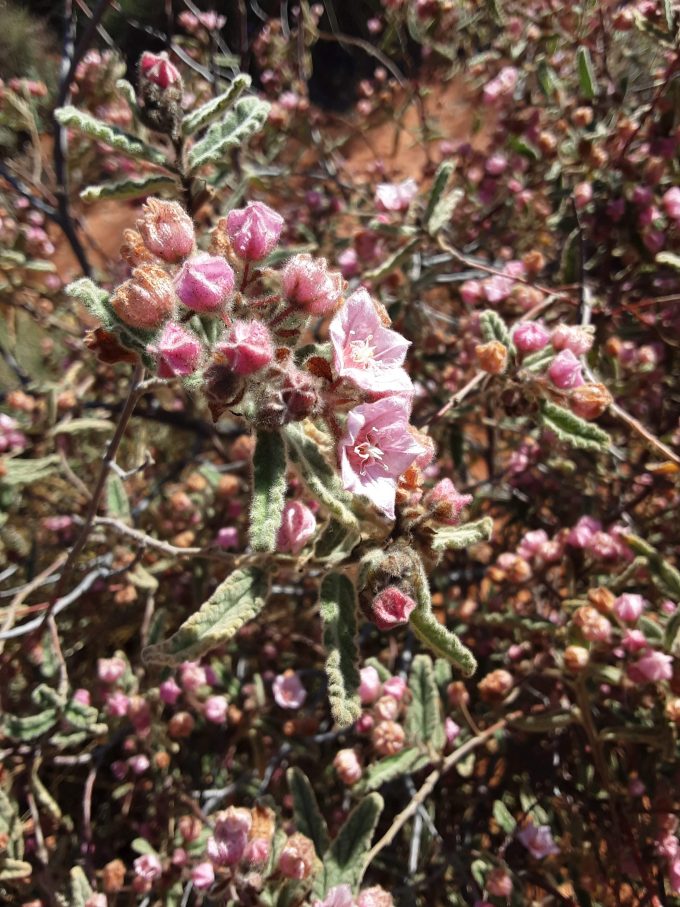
569 383 612 420
278 833 317 880
281 254 344 316
333 748 362 785
215 319 274 375
548 349 584 389
478 669 514 702
476 340 508 374
368 586 416 630
564 645 590 672
111 265 175 329
137 199 194 263
276 501 316 554
148 321 202 376
372 719 405 756
175 253 235 312
139 52 181 89
226 201 284 261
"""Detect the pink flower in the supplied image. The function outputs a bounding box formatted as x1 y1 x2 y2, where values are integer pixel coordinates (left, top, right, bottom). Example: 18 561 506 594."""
129 754 150 775
215 319 274 375
662 186 680 221
73 688 91 706
148 321 202 377
551 324 594 356
180 661 207 692
160 677 182 704
513 321 550 352
244 838 270 864
382 676 407 700
139 52 181 89
614 593 646 623
517 529 549 560
277 501 316 554
574 181 593 209
338 396 425 520
137 199 194 263
445 717 461 745
281 254 344 315
272 671 307 709
460 279 483 305
97 656 126 684
313 885 356 907
0 414 27 452
357 887 394 907
175 253 235 312
203 695 228 724
370 587 417 630
567 516 602 548
359 666 382 704
517 821 560 859
106 691 129 717
134 852 162 881
621 629 649 653
423 478 472 524
486 154 508 175
192 861 215 890
334 748 362 785
329 289 413 396
628 650 673 683
548 349 584 389
375 178 418 212
483 66 518 104
226 201 284 261
216 527 239 549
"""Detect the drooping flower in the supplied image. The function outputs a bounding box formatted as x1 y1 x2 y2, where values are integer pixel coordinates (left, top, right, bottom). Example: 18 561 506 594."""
137 199 194 262
369 587 417 629
517 821 560 859
272 671 307 709
225 201 284 261
338 396 425 520
375 178 418 212
329 289 413 396
277 501 316 554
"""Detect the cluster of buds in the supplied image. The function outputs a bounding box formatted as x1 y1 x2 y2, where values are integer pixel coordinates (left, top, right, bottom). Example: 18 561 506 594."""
137 52 183 138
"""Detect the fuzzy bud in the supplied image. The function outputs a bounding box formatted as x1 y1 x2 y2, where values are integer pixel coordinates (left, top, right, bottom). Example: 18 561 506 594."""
358 887 395 907
368 586 416 630
478 669 514 702
281 254 344 315
374 695 399 721
569 382 611 420
476 341 508 374
175 253 235 312
551 324 594 356
226 201 284 261
564 645 590 672
148 321 202 376
139 52 181 89
548 349 584 389
97 657 126 684
137 199 194 263
277 501 316 554
382 676 407 700
372 720 405 756
513 321 550 352
333 748 362 785
573 606 611 643
359 666 382 704
423 478 472 524
215 319 274 375
614 593 645 623
278 833 317 879
111 265 175 329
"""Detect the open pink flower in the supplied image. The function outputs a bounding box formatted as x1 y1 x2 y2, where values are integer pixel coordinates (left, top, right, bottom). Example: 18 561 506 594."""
375 178 418 212
272 671 307 709
517 821 560 859
338 396 425 519
329 289 413 396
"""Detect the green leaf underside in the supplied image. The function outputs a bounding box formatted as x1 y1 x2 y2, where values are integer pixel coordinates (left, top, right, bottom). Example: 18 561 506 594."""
540 401 610 451
577 46 597 99
406 654 446 750
319 573 362 728
284 424 360 531
358 747 430 792
182 74 251 135
81 174 177 203
188 96 271 171
431 517 494 552
142 566 270 665
54 106 168 166
286 767 330 858
249 430 287 552
315 794 384 897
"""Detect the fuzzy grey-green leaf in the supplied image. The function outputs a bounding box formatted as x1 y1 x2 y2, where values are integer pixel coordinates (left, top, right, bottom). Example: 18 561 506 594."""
576 46 597 99
315 794 384 896
540 401 610 452
142 567 270 665
479 309 512 347
358 747 430 792
319 573 362 728
249 430 287 552
69 867 93 907
431 517 493 552
286 767 330 857
406 654 446 750
55 106 168 166
182 74 252 135
81 174 177 203
188 96 270 171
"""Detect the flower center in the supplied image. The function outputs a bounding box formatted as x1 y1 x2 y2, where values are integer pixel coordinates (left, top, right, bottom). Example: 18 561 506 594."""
348 334 376 366
353 431 388 474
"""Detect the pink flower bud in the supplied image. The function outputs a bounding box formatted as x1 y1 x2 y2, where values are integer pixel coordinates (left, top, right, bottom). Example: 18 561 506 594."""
382 676 407 700
244 838 270 864
486 154 508 176
281 254 344 315
215 806 252 838
551 324 594 356
277 501 316 554
148 321 202 376
445 717 461 745
370 587 417 630
333 748 362 785
424 478 473 524
359 667 382 704
628 650 673 683
517 529 549 560
203 694 228 724
180 661 207 692
129 754 150 775
513 321 550 352
175 253 235 312
278 833 316 879
215 319 274 375
567 515 601 548
574 181 593 209
216 526 239 549
160 677 182 704
139 52 181 89
356 712 375 733
111 265 175 329
272 671 307 709
137 199 194 263
374 695 399 721
460 279 483 305
357 887 394 907
621 629 649 653
338 247 359 278
134 852 162 881
73 688 91 706
548 349 584 389
98 656 126 684
226 201 284 261
662 186 680 221
614 593 646 623
106 691 130 717
372 719 405 756
191 861 215 890
374 178 418 212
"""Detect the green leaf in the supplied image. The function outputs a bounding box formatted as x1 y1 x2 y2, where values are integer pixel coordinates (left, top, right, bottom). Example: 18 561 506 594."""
284 424 360 531
54 106 168 167
0 788 24 860
425 162 462 236
0 455 60 487
132 837 159 856
540 401 611 452
431 517 493 553
2 708 58 741
52 417 114 435
188 96 270 171
479 309 512 347
249 430 287 552
63 697 102 732
315 794 384 896
357 747 430 792
0 858 32 881
319 573 362 728
364 238 418 283
81 174 177 203
537 59 558 97
115 78 138 110
314 519 360 564
106 473 131 522
493 800 517 834
286 768 330 858
142 567 270 665
66 278 111 324
656 251 680 271
576 46 597 99
434 658 452 687
428 188 464 237
424 161 454 224
410 554 477 676
560 228 581 283
405 654 445 750
182 74 251 135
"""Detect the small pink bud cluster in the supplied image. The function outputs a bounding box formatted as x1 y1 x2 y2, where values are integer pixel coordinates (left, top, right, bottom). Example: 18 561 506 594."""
277 501 316 554
0 414 27 453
